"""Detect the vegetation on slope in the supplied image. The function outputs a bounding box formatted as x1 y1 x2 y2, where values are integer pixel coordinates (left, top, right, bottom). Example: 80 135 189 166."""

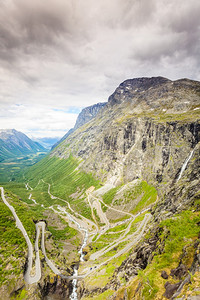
103 180 157 215
0 153 47 183
113 210 200 300
0 189 42 286
25 155 100 196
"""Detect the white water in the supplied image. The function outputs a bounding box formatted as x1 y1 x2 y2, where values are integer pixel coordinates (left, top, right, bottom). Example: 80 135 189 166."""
79 229 88 262
56 206 88 299
177 149 194 181
70 266 78 300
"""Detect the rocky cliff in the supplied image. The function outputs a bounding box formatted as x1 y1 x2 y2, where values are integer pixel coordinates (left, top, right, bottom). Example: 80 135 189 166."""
51 77 200 190
74 102 107 130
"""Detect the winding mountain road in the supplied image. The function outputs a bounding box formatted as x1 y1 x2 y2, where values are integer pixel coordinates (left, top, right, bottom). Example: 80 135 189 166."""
1 179 153 284
0 187 41 284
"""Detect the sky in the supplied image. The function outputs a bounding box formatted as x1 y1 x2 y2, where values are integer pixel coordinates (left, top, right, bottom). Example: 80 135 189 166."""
0 0 200 138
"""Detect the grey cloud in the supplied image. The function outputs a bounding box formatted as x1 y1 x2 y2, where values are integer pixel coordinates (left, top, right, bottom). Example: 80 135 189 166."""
127 0 200 65
0 0 80 63
0 0 200 134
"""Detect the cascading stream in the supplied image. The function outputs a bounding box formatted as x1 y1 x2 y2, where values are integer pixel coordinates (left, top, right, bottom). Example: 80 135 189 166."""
70 229 88 300
177 149 194 181
70 266 78 300
56 206 88 300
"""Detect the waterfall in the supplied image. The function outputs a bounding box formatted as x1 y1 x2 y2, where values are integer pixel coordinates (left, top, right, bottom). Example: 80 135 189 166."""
57 206 88 299
70 266 78 300
79 229 88 262
70 229 88 300
177 149 194 181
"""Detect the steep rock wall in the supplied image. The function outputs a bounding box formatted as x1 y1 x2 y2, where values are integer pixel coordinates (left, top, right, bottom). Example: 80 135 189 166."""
51 77 200 193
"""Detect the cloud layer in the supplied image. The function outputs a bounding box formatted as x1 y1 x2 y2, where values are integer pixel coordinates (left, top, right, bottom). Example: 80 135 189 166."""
0 0 200 137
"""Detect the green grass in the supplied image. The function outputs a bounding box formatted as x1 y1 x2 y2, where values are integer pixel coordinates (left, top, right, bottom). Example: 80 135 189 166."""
0 153 47 183
85 289 114 300
135 210 200 299
129 214 145 234
24 154 100 200
116 107 200 125
102 185 122 205
102 181 157 216
130 181 157 214
0 195 27 284
2 190 43 242
19 154 100 219
106 222 128 233
157 210 200 266
48 225 77 240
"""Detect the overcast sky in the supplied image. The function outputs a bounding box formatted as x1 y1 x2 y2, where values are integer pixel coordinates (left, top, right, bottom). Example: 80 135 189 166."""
0 0 200 138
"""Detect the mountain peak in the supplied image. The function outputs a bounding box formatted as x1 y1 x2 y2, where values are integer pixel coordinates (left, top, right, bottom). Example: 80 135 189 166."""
107 76 200 109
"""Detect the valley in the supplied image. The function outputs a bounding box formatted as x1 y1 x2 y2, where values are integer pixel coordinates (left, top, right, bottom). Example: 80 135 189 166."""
0 77 199 300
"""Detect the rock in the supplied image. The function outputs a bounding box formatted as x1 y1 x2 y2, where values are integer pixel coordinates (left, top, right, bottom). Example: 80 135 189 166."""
163 281 182 299
161 270 169 279
170 264 188 280
74 102 107 130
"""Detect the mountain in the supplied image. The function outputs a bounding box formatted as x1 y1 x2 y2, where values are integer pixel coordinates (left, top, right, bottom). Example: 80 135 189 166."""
0 129 46 161
52 77 200 187
52 102 107 149
1 77 200 300
74 102 107 129
48 77 200 298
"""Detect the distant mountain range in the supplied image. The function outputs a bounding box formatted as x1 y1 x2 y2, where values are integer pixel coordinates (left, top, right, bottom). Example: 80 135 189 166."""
0 129 46 162
32 137 60 149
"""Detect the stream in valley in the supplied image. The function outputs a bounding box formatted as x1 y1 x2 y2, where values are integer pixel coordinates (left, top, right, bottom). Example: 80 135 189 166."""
70 229 88 300
56 206 88 300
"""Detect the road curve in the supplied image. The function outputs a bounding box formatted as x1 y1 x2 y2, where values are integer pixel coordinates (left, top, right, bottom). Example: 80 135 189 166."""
1 184 152 282
0 187 41 284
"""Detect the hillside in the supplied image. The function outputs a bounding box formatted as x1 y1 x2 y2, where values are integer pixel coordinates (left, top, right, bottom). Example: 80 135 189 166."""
0 77 200 300
0 129 46 162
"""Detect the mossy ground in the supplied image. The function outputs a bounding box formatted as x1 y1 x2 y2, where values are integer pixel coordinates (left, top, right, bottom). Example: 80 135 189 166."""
113 210 200 300
102 180 157 217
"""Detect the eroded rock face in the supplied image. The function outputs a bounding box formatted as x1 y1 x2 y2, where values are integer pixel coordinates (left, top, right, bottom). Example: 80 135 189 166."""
52 102 106 150
51 77 200 191
74 102 107 130
38 276 72 300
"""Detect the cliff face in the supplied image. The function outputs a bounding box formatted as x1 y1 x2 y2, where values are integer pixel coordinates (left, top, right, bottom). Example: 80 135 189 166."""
52 102 106 149
74 102 107 130
51 77 200 192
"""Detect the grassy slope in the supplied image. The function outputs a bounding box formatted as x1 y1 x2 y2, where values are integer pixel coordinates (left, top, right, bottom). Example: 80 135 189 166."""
24 154 100 196
103 180 157 214
113 210 200 300
0 189 43 286
0 153 47 183
20 154 100 219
